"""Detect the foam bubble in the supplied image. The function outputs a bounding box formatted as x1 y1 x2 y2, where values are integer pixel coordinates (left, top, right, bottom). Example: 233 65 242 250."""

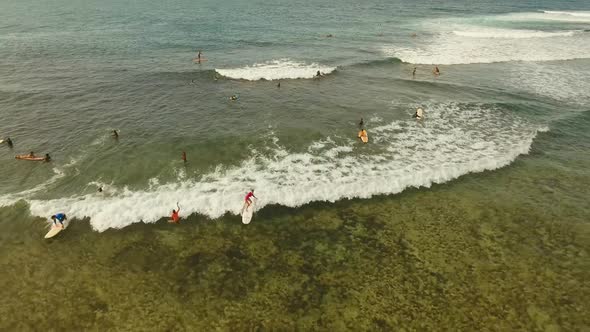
1 103 545 232
215 59 336 81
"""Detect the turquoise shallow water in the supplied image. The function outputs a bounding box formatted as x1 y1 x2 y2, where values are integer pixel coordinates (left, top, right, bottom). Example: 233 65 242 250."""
0 0 589 329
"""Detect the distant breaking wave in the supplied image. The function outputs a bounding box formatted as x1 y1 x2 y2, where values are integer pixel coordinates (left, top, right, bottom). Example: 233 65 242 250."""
0 103 545 232
215 59 336 81
542 10 590 18
386 29 589 65
499 11 590 23
452 28 577 39
384 10 590 65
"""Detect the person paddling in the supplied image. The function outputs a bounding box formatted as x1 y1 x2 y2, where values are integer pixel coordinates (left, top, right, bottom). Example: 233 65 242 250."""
50 213 67 228
358 129 368 143
112 130 119 138
169 202 181 224
5 137 13 148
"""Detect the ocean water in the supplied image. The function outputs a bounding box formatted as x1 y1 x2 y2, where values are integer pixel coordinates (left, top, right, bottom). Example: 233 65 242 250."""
0 0 589 329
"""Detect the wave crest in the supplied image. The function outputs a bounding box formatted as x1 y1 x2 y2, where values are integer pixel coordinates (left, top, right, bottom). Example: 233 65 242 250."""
452 28 576 39
1 103 546 232
215 59 336 81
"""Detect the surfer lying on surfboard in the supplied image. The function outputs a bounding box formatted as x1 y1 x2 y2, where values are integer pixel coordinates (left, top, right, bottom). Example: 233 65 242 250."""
358 129 368 143
51 213 67 228
15 152 51 162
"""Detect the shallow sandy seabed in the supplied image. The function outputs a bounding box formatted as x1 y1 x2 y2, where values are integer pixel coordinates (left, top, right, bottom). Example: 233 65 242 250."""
1 151 589 331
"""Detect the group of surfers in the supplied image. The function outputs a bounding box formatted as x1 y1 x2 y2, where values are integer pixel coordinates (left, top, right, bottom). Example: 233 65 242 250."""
3 49 431 230
49 189 256 230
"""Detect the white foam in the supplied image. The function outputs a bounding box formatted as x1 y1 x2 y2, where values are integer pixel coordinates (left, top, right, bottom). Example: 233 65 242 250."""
0 103 545 232
493 11 590 23
386 12 590 65
543 11 590 18
452 28 576 39
215 59 336 81
387 30 590 65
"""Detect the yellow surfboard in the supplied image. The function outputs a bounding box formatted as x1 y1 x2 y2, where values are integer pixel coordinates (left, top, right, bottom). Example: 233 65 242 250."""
358 130 368 143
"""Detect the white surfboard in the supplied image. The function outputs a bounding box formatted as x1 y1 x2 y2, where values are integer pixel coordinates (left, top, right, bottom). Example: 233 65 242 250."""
44 225 64 239
0 139 4 144
241 199 255 224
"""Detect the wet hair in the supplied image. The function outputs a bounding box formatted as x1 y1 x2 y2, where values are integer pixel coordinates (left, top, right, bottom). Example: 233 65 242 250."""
51 215 56 219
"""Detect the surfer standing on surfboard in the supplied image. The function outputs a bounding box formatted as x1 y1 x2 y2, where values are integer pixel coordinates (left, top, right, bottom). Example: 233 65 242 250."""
244 190 256 209
169 202 181 224
51 213 67 228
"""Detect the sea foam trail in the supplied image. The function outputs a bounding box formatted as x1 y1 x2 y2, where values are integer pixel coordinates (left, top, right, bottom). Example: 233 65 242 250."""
452 28 576 39
215 59 336 81
2 103 545 232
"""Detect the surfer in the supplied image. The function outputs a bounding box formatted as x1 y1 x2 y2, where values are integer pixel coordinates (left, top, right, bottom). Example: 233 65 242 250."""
44 153 51 162
112 130 119 138
316 70 322 77
413 67 416 78
277 81 281 88
358 129 368 143
169 202 181 224
433 66 440 76
98 187 103 193
230 95 239 101
244 189 256 209
413 107 424 120
50 213 67 228
359 118 364 129
5 137 13 148
182 151 187 163
197 51 202 61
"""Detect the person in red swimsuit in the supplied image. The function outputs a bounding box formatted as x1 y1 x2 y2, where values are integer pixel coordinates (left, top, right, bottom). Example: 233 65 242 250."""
169 202 181 223
244 189 256 208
